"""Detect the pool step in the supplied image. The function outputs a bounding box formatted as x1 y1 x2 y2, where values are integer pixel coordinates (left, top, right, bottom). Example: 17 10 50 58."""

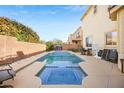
38 67 86 85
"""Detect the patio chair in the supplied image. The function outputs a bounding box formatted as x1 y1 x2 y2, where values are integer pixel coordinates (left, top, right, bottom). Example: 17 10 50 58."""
108 49 118 63
87 48 92 56
80 47 87 55
101 49 109 60
98 50 103 57
0 64 16 88
105 49 111 61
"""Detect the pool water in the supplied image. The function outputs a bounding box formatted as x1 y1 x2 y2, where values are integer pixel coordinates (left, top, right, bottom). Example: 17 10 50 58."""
37 51 87 85
37 51 82 64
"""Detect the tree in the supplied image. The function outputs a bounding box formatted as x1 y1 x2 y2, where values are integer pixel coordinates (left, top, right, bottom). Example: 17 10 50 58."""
0 17 41 43
52 39 63 45
46 41 54 51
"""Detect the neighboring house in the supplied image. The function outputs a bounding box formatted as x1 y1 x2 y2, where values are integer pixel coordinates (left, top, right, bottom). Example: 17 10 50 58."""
68 34 73 44
109 5 124 71
80 5 124 71
68 26 83 47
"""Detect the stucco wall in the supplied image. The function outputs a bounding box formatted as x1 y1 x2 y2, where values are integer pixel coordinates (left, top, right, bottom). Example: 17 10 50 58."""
62 44 78 50
117 8 124 54
0 35 46 60
81 5 117 49
117 7 124 71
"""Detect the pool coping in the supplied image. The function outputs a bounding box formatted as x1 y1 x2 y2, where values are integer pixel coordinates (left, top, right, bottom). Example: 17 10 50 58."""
4 50 123 88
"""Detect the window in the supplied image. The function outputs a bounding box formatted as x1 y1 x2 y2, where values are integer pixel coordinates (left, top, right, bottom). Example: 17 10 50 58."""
86 36 92 47
93 5 97 14
106 31 117 45
76 32 80 38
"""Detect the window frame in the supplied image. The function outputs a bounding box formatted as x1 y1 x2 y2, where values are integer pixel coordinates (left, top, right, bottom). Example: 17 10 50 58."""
86 35 92 47
105 31 117 46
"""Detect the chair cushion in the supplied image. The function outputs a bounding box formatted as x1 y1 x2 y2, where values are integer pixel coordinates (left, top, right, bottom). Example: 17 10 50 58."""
0 69 16 83
102 49 109 60
108 49 118 63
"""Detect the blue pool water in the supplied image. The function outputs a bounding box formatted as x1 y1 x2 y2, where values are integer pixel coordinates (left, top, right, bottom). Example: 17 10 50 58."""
37 51 82 64
37 51 87 85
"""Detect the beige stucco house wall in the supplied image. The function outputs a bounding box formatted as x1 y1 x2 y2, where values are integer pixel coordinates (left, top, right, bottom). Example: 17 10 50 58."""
109 5 124 71
81 5 124 71
81 5 117 49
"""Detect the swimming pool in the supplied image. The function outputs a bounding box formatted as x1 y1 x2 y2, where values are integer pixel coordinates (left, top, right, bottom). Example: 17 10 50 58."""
37 51 87 85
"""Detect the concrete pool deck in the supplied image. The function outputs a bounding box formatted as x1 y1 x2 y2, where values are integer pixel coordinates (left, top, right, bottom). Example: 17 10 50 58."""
2 52 48 88
76 53 124 88
1 51 124 88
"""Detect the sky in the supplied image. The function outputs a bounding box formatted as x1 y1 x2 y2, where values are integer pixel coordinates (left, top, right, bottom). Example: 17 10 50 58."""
0 5 88 42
